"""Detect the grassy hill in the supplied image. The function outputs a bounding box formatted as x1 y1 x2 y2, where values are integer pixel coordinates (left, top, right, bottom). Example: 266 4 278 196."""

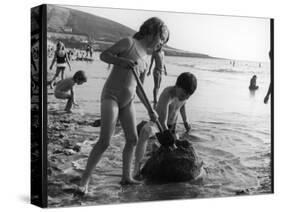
47 5 213 58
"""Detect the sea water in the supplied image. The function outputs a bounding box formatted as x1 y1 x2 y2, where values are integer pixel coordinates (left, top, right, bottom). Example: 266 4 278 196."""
48 54 271 206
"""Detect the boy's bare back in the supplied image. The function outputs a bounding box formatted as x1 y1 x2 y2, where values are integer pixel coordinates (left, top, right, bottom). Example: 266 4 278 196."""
55 78 75 92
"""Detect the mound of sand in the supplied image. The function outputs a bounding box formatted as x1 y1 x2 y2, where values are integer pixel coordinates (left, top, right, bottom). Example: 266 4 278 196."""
141 139 203 182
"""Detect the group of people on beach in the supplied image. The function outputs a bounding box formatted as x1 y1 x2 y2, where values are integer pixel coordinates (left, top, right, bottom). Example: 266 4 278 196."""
48 16 272 194
48 43 94 64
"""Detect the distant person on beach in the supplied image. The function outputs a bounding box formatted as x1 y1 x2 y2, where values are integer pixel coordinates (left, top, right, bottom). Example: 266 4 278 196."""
86 44 94 59
133 72 197 178
54 70 87 113
80 17 169 193
249 75 259 90
49 41 72 88
147 46 167 109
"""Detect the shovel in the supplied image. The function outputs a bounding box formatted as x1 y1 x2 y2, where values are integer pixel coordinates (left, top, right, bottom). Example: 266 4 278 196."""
131 67 175 147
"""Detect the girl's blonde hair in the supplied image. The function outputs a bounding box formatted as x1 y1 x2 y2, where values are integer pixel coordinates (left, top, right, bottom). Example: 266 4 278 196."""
133 17 169 44
56 41 65 50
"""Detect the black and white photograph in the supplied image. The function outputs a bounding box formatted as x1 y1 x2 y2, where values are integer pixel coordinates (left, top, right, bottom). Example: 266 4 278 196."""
34 4 272 208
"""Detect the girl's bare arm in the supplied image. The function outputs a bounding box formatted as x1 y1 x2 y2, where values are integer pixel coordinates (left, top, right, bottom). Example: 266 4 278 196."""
100 38 135 69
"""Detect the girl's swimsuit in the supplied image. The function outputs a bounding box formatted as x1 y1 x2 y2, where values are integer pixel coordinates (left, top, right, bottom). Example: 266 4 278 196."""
56 51 67 68
101 37 147 109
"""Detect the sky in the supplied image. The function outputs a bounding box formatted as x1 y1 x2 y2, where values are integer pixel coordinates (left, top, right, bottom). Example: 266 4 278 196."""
64 5 271 62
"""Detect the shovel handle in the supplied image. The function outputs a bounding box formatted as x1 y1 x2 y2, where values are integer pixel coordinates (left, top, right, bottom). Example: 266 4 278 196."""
131 68 163 133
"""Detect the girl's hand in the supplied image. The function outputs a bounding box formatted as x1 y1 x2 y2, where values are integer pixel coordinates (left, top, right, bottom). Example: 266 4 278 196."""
118 58 136 69
184 122 191 133
149 109 159 122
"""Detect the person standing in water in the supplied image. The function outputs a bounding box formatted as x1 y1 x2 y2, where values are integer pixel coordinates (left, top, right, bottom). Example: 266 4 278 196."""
249 75 259 90
79 17 169 193
147 46 167 109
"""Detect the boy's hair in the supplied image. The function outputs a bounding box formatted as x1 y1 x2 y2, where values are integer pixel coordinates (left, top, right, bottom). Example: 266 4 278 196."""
176 72 197 95
133 17 169 44
73 70 87 82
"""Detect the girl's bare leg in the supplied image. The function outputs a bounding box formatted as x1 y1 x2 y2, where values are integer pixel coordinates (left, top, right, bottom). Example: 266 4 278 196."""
80 99 119 190
133 129 150 177
49 68 61 88
64 96 73 112
61 69 65 80
153 72 161 108
119 101 141 184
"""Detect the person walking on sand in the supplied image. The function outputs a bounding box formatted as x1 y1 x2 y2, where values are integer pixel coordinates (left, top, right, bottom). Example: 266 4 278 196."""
147 46 167 109
54 70 87 113
49 41 72 88
80 17 169 193
133 72 197 178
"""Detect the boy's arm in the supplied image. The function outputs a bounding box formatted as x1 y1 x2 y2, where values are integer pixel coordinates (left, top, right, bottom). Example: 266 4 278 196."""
180 104 191 132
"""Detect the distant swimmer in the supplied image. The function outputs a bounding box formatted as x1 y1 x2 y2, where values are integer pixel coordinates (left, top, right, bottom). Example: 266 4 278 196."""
249 75 259 90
